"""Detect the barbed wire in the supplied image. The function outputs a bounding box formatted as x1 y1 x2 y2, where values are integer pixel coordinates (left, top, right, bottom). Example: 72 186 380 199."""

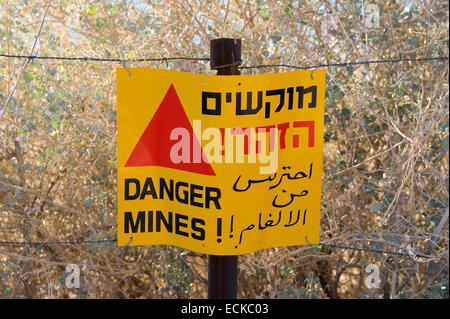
319 243 428 259
0 53 448 70
0 239 117 246
240 56 450 70
0 53 210 63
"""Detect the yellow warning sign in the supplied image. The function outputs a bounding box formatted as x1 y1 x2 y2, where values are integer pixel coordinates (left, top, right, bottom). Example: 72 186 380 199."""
117 68 326 255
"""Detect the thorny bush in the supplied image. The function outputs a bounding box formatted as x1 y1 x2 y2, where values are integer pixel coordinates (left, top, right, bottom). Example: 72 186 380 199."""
0 0 448 298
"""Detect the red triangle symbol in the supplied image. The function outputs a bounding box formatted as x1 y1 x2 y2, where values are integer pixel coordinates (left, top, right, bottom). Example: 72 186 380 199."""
125 84 215 176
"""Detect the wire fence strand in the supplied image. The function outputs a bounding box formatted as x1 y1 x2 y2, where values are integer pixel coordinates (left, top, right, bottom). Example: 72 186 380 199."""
0 238 437 261
0 53 210 63
240 56 449 70
0 239 117 246
319 243 424 259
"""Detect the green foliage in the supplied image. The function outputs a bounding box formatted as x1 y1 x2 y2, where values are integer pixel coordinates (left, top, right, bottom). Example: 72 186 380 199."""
370 201 381 213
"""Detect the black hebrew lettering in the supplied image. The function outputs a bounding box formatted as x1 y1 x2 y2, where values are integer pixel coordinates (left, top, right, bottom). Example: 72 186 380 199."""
265 89 285 118
236 91 263 115
296 86 317 109
202 86 318 118
202 91 221 115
